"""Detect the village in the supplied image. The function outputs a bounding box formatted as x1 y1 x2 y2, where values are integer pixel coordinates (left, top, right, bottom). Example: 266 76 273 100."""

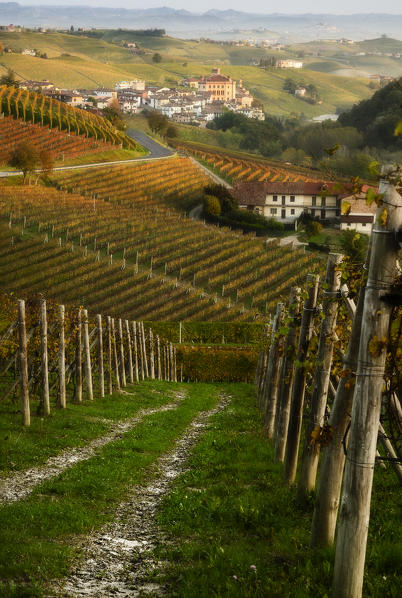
16 67 265 126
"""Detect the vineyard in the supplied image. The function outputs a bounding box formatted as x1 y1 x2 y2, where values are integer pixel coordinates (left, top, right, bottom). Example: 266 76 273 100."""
173 140 323 184
0 158 322 321
0 116 120 164
0 85 139 150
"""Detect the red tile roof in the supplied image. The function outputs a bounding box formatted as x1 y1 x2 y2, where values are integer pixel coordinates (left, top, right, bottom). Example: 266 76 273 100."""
233 180 338 205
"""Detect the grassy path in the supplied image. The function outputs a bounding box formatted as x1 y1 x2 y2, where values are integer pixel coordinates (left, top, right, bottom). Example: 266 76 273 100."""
0 381 222 597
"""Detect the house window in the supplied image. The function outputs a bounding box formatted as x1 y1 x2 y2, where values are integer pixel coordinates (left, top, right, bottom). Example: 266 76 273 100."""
362 223 366 227
311 209 315 217
281 196 286 205
281 209 286 219
273 195 278 202
321 197 326 207
291 208 295 215
270 208 277 215
290 195 295 202
312 196 316 206
321 210 326 219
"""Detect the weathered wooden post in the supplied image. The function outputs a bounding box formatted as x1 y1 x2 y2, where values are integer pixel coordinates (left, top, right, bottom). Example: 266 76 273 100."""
156 335 162 380
97 314 105 398
118 318 126 387
284 274 320 484
141 322 149 378
75 308 83 402
264 302 285 439
165 344 170 381
332 176 402 598
274 287 301 461
18 299 30 426
149 329 155 380
58 304 66 408
106 316 113 394
111 318 120 391
40 298 50 416
298 254 343 499
83 309 93 401
125 320 134 384
132 321 139 382
136 322 144 380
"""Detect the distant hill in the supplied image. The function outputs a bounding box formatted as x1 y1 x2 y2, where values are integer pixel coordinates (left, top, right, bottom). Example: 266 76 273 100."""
338 77 402 148
0 5 402 42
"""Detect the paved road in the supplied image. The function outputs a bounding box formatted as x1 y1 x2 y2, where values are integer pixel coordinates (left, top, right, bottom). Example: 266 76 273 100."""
127 129 173 158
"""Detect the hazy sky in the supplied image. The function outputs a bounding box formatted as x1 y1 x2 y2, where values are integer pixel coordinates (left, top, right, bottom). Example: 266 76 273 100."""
14 1 402 13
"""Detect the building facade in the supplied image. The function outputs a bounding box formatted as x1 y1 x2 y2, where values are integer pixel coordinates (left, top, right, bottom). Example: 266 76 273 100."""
198 68 237 102
233 181 340 224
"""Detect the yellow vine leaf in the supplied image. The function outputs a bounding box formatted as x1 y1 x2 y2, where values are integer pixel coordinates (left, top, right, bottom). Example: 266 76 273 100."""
378 207 388 227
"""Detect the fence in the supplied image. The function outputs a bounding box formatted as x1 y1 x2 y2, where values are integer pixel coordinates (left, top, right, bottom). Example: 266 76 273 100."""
0 299 177 426
254 174 401 598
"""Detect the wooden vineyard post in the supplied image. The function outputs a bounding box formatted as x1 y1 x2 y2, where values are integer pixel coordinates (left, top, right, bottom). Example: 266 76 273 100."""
274 287 301 462
83 309 93 401
170 343 175 381
106 316 113 394
111 318 120 391
378 423 402 484
17 299 30 426
40 298 50 416
75 308 83 402
156 335 162 380
165 344 170 381
332 177 402 598
118 318 126 387
298 253 343 500
284 274 320 485
131 321 139 383
97 314 105 398
311 285 365 547
58 304 66 408
141 322 149 378
137 322 145 380
262 302 284 437
125 320 134 384
172 345 177 382
149 329 155 380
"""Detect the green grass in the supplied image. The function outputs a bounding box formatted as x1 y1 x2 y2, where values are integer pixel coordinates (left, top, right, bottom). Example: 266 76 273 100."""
0 381 177 475
0 380 220 597
154 383 401 597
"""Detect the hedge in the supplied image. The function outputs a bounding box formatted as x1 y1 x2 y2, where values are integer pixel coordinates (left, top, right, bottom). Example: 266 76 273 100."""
176 345 258 383
143 321 265 346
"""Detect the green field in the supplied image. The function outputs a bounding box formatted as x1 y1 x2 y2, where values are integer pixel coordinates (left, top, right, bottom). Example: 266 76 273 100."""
0 30 376 117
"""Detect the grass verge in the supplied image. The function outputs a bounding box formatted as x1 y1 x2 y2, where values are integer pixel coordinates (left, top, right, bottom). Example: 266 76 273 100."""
154 383 401 597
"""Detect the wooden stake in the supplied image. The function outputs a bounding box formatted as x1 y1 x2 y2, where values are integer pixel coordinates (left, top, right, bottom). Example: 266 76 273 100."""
156 335 162 380
58 304 66 408
137 322 145 380
83 309 93 401
141 322 149 378
75 308 83 402
17 299 30 426
378 422 402 484
97 314 105 398
132 321 139 382
118 318 126 387
264 302 285 439
284 274 320 484
149 329 155 380
332 176 402 598
106 316 113 394
125 320 134 384
111 318 120 391
40 299 50 416
274 287 301 462
298 253 343 499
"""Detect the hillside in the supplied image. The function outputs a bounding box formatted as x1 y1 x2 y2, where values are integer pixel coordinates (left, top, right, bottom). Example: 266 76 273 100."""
0 159 323 321
0 86 142 151
0 30 374 117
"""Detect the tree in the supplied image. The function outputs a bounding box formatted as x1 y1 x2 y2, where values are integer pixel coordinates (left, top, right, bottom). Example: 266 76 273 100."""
165 124 178 139
10 142 38 182
152 53 162 63
204 195 221 218
146 110 168 135
39 149 54 180
102 99 126 131
0 68 19 88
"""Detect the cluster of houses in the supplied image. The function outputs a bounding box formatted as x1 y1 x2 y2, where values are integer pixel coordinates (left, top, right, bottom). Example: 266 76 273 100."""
18 68 265 125
233 180 377 233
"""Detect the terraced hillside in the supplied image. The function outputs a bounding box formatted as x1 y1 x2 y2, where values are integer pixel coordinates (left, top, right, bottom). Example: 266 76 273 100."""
174 141 323 184
0 116 119 164
0 163 322 321
0 86 140 150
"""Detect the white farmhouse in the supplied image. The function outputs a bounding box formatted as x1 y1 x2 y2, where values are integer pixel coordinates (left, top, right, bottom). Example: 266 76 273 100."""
233 181 340 224
340 193 377 234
